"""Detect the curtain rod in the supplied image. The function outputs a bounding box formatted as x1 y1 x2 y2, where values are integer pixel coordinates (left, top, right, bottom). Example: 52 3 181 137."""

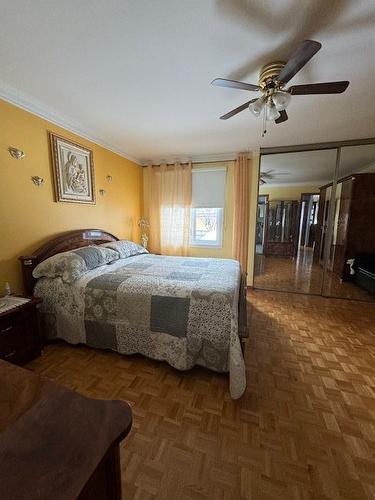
143 158 247 167
193 159 235 165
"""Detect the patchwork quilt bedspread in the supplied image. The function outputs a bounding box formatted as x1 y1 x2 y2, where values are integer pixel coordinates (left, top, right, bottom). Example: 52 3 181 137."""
35 254 246 399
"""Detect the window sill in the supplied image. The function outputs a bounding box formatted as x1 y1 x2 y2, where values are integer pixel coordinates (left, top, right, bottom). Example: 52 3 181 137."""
189 243 223 249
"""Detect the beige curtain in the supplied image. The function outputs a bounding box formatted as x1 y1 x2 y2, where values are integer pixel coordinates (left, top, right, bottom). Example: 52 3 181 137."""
232 153 250 271
143 162 192 255
143 165 161 254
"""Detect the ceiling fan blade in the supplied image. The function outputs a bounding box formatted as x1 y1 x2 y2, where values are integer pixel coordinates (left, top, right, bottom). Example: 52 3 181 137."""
277 40 322 84
288 81 349 95
219 99 256 120
212 78 260 92
275 109 288 124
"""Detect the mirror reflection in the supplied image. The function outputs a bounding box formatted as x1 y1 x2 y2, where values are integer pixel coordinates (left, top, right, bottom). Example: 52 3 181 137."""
322 144 375 301
254 149 337 294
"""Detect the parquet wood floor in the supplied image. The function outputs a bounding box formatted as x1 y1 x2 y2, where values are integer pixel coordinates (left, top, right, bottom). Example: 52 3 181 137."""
27 290 375 500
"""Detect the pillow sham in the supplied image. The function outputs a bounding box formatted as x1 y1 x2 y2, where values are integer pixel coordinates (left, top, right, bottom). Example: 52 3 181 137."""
32 246 119 283
101 240 148 259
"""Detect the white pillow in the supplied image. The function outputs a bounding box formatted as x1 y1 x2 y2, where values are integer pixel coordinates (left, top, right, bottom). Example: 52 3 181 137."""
101 240 148 259
33 246 119 283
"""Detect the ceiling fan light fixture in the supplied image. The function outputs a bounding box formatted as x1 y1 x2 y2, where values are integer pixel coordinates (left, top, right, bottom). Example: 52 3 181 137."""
266 98 280 121
272 90 291 111
249 96 266 116
213 41 349 134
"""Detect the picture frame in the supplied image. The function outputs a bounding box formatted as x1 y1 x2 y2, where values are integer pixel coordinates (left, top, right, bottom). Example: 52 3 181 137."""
49 132 96 204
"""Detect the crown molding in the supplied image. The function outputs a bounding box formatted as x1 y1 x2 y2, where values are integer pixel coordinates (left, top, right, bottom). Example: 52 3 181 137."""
140 151 253 166
0 80 141 165
0 81 258 166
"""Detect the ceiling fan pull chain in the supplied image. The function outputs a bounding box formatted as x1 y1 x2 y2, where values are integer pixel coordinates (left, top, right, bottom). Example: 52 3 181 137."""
262 106 267 137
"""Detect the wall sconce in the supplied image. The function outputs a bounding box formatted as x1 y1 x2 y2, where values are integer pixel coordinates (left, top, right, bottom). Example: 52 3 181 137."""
106 175 112 182
8 147 25 160
99 189 107 196
31 176 44 186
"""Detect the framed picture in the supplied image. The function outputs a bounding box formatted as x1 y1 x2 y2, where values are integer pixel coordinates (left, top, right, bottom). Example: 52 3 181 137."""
49 133 96 204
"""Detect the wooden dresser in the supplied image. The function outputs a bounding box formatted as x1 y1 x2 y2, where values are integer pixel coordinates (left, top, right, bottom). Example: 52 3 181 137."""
316 173 375 279
0 297 42 365
333 173 375 278
0 360 132 499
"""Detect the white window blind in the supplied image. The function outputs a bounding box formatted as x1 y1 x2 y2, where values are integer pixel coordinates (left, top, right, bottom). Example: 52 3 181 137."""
191 168 226 208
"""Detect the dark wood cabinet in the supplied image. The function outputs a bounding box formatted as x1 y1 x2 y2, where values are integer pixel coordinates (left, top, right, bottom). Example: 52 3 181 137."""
316 173 375 279
0 297 42 365
264 200 299 257
332 177 353 276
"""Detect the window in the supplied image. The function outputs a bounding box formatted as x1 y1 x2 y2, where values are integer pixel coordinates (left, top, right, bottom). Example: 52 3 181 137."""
190 207 223 246
190 168 226 247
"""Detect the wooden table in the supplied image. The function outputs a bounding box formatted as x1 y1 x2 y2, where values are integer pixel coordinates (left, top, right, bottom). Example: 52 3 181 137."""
0 360 132 499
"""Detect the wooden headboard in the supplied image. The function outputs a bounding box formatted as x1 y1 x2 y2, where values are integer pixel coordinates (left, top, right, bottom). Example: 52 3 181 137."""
19 229 119 295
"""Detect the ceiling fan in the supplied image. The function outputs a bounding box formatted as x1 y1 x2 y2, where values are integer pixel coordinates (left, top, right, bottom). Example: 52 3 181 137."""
260 169 289 185
211 40 349 135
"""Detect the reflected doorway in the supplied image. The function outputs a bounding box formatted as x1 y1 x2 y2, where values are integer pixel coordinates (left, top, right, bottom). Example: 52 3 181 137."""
298 193 319 250
256 195 268 255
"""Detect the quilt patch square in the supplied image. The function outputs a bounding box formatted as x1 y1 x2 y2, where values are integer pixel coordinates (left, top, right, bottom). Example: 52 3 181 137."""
85 320 118 350
150 295 190 337
124 262 153 270
117 289 151 328
181 260 210 268
167 272 202 281
86 273 130 291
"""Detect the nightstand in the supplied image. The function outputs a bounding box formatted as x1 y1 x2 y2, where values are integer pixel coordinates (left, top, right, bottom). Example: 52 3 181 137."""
0 297 42 365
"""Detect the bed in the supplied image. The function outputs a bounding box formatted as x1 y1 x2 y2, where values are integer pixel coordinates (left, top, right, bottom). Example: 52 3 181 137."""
20 229 248 399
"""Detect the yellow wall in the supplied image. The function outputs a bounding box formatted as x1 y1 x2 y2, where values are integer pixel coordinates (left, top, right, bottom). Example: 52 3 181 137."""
259 184 320 201
188 161 234 259
0 99 143 294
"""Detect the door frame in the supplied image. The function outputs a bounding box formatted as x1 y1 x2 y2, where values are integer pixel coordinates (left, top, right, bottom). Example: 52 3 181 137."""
298 192 319 253
256 194 269 255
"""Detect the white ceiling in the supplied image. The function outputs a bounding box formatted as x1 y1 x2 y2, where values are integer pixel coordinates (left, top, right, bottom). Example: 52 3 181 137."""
260 144 375 185
2 0 375 164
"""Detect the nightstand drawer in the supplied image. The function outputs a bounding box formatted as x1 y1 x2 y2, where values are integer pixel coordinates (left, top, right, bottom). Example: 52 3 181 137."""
0 298 42 365
0 317 25 360
0 315 23 339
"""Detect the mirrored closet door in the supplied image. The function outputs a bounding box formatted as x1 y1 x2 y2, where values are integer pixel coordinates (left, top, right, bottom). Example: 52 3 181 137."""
254 140 375 302
254 148 337 295
322 144 375 302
